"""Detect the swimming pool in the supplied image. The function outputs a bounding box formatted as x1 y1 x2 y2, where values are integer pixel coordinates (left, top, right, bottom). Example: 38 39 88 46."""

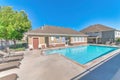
45 45 117 64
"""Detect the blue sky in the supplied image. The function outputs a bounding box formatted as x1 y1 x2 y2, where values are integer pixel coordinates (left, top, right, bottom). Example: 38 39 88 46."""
0 0 120 31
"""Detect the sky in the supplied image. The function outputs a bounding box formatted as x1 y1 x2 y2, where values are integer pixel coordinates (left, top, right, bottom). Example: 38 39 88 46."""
0 0 120 31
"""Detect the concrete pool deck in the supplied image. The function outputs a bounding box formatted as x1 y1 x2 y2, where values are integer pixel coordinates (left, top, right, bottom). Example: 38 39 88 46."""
0 50 86 80
0 45 120 80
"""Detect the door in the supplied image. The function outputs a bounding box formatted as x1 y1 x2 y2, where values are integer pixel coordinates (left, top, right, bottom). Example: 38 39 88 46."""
33 38 39 49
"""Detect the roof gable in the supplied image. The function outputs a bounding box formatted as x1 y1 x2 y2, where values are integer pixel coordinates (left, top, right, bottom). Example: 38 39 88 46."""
80 24 115 33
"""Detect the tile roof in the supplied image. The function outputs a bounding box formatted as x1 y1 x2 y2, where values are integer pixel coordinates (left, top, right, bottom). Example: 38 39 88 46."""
80 24 115 33
27 25 87 36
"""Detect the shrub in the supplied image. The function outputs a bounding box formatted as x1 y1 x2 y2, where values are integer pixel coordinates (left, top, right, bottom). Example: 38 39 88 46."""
9 42 27 51
116 38 120 42
10 47 25 51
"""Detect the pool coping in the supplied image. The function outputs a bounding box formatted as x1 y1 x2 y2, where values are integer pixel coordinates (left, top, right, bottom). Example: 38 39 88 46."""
43 44 88 51
43 44 119 51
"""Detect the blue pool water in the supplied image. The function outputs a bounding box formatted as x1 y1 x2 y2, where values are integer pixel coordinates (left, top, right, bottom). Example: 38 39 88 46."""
45 45 117 64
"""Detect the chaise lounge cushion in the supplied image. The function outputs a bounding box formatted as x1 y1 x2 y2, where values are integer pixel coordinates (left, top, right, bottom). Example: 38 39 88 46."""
8 52 24 57
0 50 24 57
0 56 23 63
0 73 18 80
4 56 24 62
0 61 20 72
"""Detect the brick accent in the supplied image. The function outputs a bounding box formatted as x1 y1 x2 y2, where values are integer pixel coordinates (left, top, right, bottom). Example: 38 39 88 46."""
70 42 87 45
48 44 65 48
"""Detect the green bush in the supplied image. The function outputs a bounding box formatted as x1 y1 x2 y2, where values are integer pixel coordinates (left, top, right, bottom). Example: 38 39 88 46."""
9 43 28 49
9 43 27 51
116 38 120 42
10 47 25 51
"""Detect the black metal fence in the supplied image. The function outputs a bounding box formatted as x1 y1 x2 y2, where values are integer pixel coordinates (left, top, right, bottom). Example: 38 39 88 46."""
0 40 28 50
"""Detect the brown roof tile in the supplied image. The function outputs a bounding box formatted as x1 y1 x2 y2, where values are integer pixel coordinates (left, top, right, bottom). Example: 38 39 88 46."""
80 24 115 33
27 25 87 36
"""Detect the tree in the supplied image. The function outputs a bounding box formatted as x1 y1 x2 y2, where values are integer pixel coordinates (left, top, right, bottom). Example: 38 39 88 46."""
9 10 31 47
0 6 31 52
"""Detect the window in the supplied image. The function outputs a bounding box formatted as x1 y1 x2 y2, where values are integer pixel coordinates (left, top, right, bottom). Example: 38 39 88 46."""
116 32 117 35
76 37 78 42
73 37 76 42
62 37 65 42
73 37 79 42
74 37 77 42
79 37 81 42
81 37 85 42
72 37 85 42
50 37 54 41
55 36 59 39
55 36 60 43
118 32 120 35
77 37 79 41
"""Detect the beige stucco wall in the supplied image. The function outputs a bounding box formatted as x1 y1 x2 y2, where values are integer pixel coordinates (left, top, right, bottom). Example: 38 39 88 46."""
28 36 87 45
28 36 33 45
28 35 87 49
84 37 87 42
70 37 73 42
28 36 45 45
39 37 45 44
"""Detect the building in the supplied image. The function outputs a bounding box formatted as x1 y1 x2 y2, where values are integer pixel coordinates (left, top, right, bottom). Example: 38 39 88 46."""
80 24 120 44
26 25 87 49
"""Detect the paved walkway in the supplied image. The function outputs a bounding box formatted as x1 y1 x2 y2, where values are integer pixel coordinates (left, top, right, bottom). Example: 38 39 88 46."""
0 50 86 80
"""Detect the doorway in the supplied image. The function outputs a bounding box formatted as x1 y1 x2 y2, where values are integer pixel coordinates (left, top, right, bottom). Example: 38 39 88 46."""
33 38 39 49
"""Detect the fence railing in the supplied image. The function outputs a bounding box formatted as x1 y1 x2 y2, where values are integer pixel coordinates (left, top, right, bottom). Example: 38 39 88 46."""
0 40 28 50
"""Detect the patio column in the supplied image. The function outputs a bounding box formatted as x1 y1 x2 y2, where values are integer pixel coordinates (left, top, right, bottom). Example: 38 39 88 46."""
45 37 49 47
96 37 98 44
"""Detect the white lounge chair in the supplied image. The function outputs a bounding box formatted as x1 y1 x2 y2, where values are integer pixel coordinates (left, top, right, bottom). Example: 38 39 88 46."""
0 73 18 80
0 56 23 63
0 61 21 72
105 41 111 45
0 50 24 57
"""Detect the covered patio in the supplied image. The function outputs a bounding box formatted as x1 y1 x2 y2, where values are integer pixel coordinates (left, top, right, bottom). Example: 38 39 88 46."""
88 36 101 44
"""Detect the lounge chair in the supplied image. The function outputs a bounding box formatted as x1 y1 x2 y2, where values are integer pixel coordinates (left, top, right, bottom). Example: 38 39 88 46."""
0 50 24 57
105 41 111 45
75 53 120 80
0 61 20 72
110 42 116 46
9 52 24 57
0 73 18 80
0 54 3 57
0 56 23 63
